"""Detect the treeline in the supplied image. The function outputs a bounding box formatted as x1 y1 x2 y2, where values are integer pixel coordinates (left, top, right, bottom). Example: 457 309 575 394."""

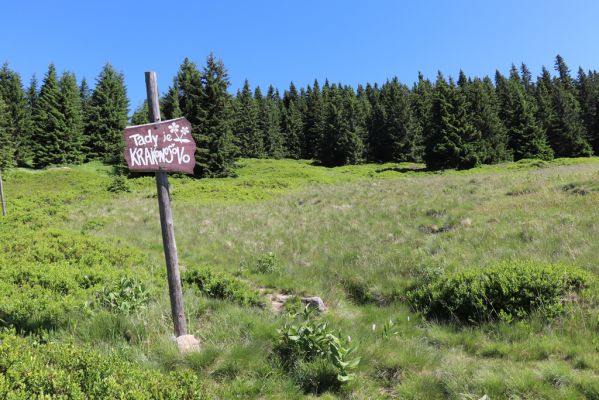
1 54 599 176
0 63 128 170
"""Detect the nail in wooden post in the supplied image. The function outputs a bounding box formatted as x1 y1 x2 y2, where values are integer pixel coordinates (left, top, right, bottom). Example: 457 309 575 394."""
145 71 187 337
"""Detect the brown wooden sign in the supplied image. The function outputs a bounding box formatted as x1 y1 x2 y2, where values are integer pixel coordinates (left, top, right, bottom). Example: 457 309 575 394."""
124 117 196 174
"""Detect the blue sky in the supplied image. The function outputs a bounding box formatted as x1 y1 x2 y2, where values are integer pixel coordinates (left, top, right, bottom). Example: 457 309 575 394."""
2 0 599 110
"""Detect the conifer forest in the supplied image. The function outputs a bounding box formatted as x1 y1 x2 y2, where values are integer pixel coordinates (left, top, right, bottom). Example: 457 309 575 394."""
2 54 599 174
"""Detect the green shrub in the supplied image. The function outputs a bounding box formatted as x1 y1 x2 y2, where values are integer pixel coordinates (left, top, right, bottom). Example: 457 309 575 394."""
0 261 147 333
107 174 130 193
254 252 280 274
182 266 262 307
407 261 590 323
0 331 205 399
97 277 150 313
340 275 392 305
275 307 360 392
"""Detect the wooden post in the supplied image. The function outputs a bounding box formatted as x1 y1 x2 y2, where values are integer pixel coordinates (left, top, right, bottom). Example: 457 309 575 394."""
145 71 187 337
0 169 5 216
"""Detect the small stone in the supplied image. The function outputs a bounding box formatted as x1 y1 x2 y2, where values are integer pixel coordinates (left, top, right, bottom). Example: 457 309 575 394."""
301 296 327 312
460 218 472 227
176 334 201 353
275 294 294 302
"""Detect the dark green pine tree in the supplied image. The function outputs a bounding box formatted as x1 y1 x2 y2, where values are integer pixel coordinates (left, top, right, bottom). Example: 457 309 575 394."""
355 84 372 152
520 63 535 97
31 63 68 168
256 85 284 158
547 56 592 157
58 71 84 163
457 70 469 88
303 79 325 159
423 72 483 170
318 85 364 166
162 83 182 120
535 67 556 142
0 64 28 165
496 70 553 161
411 73 434 162
84 63 129 162
577 68 599 153
0 96 14 170
79 77 91 122
282 82 304 159
194 53 236 177
23 74 39 165
466 77 510 163
370 77 422 162
365 83 385 161
174 58 202 124
234 79 263 158
554 55 575 93
130 101 150 125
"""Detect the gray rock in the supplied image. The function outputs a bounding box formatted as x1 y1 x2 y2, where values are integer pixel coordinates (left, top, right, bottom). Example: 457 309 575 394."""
301 296 327 312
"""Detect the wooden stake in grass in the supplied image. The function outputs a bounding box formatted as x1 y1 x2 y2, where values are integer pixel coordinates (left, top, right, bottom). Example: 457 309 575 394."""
144 71 187 337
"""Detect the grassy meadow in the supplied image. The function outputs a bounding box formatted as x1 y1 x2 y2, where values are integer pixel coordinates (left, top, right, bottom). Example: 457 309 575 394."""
1 157 599 398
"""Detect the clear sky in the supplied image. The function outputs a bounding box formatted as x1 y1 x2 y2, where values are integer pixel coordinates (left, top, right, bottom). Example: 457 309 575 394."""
2 0 599 110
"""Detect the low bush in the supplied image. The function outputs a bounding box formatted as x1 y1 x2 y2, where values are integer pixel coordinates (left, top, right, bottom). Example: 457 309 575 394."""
182 266 262 307
407 261 591 323
341 275 392 305
275 307 360 393
97 277 151 313
0 262 148 333
254 252 280 274
0 331 205 399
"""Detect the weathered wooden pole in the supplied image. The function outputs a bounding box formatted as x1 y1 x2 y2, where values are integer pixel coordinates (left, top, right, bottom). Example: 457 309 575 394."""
0 169 5 216
145 71 187 337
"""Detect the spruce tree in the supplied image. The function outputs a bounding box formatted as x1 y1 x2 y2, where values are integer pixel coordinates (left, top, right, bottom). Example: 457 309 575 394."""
58 71 84 163
520 63 534 96
23 75 38 165
577 68 599 153
162 83 182 120
303 79 325 159
0 64 28 165
84 63 129 162
411 73 434 162
318 85 364 166
282 99 304 159
365 83 385 161
234 79 263 157
194 53 236 177
466 77 510 163
370 77 422 162
0 96 14 170
423 72 483 170
496 70 553 160
174 58 202 124
282 82 304 159
79 77 91 122
130 101 150 125
31 63 67 167
547 56 592 156
256 85 284 158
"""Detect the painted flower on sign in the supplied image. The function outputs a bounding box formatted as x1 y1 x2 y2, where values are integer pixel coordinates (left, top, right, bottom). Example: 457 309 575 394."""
181 126 190 136
168 122 180 134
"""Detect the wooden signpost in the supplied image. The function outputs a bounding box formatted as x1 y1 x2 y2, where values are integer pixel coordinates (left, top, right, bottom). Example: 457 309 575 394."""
124 72 198 350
